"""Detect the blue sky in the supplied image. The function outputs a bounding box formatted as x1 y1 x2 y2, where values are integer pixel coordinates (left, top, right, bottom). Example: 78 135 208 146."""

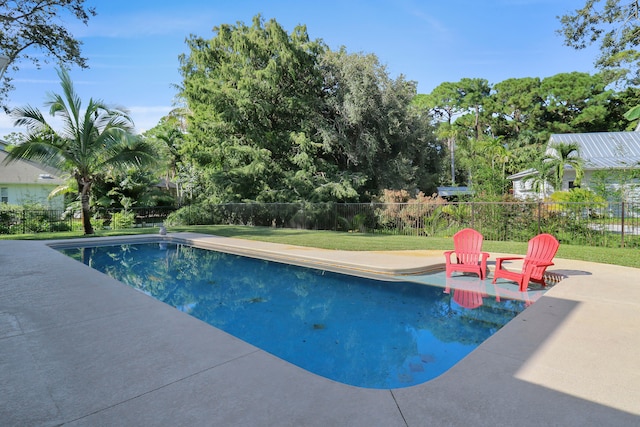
0 0 598 137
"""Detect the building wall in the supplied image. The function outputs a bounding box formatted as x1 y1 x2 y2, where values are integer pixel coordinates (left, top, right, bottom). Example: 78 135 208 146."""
512 168 640 202
511 178 552 200
560 169 640 202
0 184 64 209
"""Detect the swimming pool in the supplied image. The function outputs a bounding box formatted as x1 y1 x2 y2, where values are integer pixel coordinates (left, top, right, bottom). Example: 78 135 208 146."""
58 241 528 389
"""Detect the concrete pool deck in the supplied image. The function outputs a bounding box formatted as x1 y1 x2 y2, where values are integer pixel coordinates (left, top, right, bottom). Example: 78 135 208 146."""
1 233 639 426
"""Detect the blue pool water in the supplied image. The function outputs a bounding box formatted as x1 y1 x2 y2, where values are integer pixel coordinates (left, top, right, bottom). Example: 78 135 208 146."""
58 242 527 389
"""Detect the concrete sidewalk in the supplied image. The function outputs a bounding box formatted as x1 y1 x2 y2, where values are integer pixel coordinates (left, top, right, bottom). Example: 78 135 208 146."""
1 233 639 426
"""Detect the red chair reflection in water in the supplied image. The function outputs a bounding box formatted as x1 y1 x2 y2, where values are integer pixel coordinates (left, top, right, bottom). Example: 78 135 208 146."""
445 277 486 309
444 228 490 280
492 233 560 292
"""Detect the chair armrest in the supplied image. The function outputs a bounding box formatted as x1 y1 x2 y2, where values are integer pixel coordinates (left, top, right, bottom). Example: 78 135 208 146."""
495 256 524 262
443 250 454 264
495 256 523 269
529 261 554 268
522 261 554 274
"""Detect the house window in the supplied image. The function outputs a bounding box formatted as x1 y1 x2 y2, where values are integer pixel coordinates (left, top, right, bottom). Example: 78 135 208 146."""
1 187 7 204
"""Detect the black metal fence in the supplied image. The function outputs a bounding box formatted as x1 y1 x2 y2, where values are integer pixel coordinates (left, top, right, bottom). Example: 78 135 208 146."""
0 209 75 234
3 202 640 248
0 206 176 234
173 201 640 248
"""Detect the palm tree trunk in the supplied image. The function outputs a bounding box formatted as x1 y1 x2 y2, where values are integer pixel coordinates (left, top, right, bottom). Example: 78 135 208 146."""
78 179 94 235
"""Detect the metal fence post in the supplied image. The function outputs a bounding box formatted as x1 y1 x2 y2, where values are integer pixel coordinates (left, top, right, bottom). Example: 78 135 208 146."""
621 200 625 248
537 201 542 235
471 201 475 229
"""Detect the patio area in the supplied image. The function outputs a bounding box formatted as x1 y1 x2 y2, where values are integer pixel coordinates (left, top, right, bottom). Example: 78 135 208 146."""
1 233 639 426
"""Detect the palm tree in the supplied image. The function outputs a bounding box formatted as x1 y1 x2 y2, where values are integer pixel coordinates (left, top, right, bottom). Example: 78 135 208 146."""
4 68 156 234
543 141 584 190
479 136 514 178
154 126 183 188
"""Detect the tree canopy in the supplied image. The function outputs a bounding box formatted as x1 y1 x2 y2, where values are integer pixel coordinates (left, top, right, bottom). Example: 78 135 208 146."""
0 0 96 104
415 70 640 197
558 0 640 85
178 15 441 204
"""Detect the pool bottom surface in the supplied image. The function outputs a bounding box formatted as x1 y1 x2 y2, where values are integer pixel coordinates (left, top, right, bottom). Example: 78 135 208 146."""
59 242 530 389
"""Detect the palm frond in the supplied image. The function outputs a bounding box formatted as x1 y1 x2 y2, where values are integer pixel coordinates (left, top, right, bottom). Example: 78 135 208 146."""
98 107 135 134
99 133 158 171
11 105 49 133
49 184 75 199
2 137 66 170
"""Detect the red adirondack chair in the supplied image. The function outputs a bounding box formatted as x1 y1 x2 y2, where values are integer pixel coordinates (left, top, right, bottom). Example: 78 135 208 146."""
492 233 560 291
444 228 490 279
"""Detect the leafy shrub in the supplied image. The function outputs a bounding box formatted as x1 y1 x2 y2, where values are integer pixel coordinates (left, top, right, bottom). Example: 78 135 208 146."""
422 206 448 236
165 204 219 226
549 188 606 204
441 203 471 224
337 213 368 232
111 211 136 229
90 217 105 230
376 190 447 234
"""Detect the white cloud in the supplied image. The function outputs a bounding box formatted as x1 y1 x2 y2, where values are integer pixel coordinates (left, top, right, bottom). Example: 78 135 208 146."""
128 105 174 133
13 78 68 85
70 10 218 39
0 111 16 138
0 104 173 138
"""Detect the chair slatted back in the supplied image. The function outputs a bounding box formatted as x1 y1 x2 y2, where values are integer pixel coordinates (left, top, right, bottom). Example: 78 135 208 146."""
523 233 560 279
453 289 484 309
453 228 484 265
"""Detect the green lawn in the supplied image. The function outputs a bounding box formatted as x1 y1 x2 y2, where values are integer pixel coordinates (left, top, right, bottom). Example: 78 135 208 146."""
3 224 638 269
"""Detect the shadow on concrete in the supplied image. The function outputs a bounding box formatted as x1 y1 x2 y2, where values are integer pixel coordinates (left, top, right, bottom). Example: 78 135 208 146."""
393 294 639 426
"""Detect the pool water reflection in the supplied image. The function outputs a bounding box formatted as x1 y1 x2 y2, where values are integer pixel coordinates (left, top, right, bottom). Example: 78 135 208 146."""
59 242 532 389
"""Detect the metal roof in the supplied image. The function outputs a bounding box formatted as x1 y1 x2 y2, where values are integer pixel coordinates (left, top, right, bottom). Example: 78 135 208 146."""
507 168 537 180
549 132 640 169
437 186 474 197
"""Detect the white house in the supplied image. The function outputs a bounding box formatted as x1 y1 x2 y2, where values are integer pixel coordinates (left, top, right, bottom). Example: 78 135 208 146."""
0 141 66 209
509 132 640 201
508 168 548 199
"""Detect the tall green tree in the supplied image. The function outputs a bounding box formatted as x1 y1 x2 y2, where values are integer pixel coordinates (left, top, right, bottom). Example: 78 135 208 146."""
448 113 478 187
180 15 327 202
539 72 611 133
143 112 186 201
488 77 543 137
180 15 441 203
3 68 156 234
424 79 491 187
318 48 440 196
0 0 96 104
424 82 464 185
457 78 491 140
